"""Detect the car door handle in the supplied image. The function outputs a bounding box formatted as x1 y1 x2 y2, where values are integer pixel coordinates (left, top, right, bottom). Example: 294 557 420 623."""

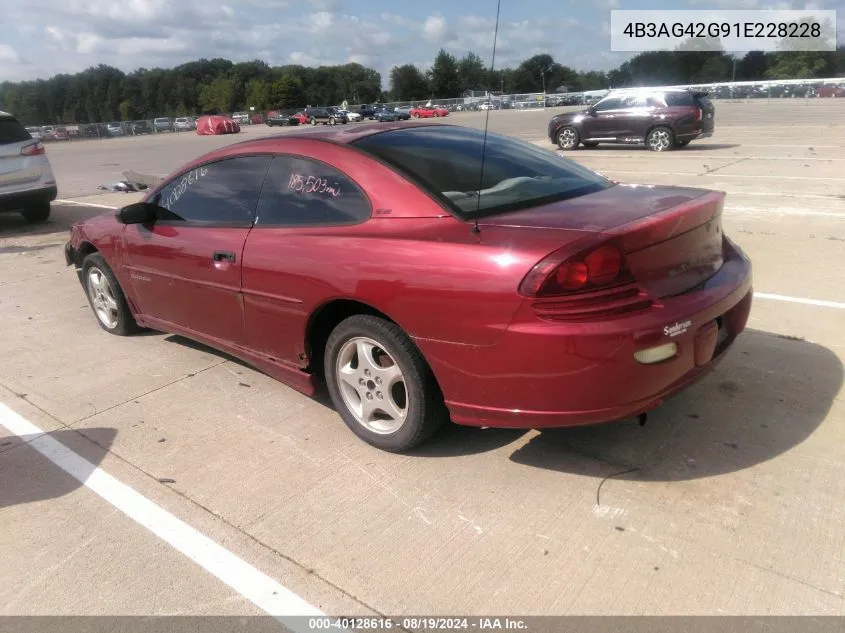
212 250 236 263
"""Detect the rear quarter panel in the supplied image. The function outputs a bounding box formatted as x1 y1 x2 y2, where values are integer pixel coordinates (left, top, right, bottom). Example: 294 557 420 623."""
241 220 582 364
239 141 589 362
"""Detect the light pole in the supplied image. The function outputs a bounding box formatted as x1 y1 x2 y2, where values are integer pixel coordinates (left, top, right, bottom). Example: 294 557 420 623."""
541 65 552 104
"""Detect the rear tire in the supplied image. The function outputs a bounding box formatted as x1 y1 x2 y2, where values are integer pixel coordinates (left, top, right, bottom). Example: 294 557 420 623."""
646 126 674 152
324 315 448 452
81 253 142 336
21 201 51 223
309 117 317 126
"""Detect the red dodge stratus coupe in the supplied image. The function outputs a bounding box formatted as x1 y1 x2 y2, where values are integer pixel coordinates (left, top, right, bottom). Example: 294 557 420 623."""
65 122 752 452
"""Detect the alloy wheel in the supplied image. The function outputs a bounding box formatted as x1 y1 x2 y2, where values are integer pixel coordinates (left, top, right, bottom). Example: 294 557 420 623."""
558 128 577 149
648 128 672 151
86 267 120 329
335 336 407 435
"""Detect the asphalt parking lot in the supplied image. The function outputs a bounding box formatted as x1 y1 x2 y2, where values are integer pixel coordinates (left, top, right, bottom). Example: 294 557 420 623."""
1 100 844 619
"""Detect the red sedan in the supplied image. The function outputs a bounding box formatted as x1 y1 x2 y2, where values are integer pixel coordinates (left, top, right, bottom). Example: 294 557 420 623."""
64 122 752 452
410 106 448 118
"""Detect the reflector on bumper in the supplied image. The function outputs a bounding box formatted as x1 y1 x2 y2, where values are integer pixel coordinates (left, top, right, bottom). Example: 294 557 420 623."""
634 342 678 364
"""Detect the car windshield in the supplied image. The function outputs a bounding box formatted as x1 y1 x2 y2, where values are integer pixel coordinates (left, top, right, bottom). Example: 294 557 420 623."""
352 125 614 219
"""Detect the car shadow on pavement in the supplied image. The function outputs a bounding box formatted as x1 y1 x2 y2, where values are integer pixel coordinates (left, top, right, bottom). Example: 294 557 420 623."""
580 143 741 152
0 427 117 509
507 329 842 482
0 203 112 239
166 334 533 455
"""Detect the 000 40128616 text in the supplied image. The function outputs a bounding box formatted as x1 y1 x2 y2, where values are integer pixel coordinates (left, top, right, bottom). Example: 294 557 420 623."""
288 173 342 197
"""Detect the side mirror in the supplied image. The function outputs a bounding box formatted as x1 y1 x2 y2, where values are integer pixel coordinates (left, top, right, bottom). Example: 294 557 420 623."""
587 107 597 116
117 201 157 225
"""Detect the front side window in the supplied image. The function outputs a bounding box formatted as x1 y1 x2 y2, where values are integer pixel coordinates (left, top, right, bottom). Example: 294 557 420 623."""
254 155 371 227
153 155 272 226
352 126 613 219
593 97 623 111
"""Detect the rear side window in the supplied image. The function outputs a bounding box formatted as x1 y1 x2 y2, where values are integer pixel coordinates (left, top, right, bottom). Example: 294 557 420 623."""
0 116 32 145
352 125 613 219
664 92 696 107
254 155 371 227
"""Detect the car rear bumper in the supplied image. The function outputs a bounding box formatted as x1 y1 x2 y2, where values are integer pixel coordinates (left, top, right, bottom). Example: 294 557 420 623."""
421 238 753 429
0 185 58 212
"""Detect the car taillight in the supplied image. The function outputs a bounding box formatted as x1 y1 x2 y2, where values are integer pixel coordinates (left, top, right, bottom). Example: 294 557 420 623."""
520 242 632 297
20 141 45 156
694 107 703 121
520 241 655 321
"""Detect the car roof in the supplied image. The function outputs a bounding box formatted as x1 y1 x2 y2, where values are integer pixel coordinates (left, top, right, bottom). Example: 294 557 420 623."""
0 110 15 118
607 87 698 95
226 120 448 151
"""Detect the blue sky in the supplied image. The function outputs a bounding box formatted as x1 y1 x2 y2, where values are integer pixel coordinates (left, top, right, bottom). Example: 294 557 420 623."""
1 0 842 85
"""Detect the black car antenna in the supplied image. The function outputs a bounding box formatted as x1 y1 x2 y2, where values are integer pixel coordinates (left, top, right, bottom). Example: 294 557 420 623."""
472 0 502 236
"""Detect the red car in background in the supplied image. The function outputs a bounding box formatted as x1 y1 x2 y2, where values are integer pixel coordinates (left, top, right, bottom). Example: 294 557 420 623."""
64 122 752 452
292 112 308 124
411 106 448 118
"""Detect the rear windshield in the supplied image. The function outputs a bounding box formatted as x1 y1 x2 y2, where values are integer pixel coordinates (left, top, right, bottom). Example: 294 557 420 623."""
352 125 613 219
664 91 712 107
0 116 32 145
695 94 714 109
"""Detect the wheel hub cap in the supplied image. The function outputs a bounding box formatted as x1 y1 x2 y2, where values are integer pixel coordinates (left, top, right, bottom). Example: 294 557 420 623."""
86 268 119 329
336 336 407 434
650 130 670 151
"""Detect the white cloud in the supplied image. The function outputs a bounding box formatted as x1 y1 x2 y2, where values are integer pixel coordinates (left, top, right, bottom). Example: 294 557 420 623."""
0 44 21 63
0 2 620 86
422 14 449 42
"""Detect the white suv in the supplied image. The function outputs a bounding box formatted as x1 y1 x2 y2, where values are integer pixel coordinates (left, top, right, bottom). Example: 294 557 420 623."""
0 111 57 223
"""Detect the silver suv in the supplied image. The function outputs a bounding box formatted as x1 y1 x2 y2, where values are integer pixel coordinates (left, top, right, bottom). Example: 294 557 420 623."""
0 111 58 223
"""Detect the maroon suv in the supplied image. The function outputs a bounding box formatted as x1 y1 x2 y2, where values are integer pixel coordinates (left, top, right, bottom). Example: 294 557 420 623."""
548 88 715 152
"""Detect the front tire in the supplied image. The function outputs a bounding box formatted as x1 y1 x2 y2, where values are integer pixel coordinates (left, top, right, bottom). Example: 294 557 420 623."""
324 315 447 452
81 253 141 336
21 201 51 223
647 126 674 152
309 117 317 126
556 126 579 150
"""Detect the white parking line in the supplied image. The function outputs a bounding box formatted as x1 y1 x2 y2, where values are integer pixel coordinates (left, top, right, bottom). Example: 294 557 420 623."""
754 292 845 309
727 206 845 218
0 402 325 630
55 199 121 210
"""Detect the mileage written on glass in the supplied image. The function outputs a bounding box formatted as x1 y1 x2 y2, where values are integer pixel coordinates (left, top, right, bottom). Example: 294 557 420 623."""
288 173 342 198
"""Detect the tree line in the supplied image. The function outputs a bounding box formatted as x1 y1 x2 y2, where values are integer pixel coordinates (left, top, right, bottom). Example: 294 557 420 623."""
1 47 843 126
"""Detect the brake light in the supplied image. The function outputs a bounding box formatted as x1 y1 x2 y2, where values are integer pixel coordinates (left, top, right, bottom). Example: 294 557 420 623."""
520 242 632 297
21 141 45 156
694 107 703 121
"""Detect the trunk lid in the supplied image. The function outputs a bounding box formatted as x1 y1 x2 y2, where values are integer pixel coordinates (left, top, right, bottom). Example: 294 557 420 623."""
479 184 726 298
